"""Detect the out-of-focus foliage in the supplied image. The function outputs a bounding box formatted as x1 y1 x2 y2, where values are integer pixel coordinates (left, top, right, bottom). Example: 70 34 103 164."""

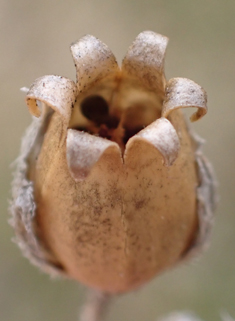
1 1 235 321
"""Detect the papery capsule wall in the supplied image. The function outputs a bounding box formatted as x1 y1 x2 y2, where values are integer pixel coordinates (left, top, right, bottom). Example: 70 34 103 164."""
10 32 216 294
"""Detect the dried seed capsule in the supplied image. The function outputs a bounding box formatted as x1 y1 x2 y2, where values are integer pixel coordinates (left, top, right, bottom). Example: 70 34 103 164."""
10 31 216 293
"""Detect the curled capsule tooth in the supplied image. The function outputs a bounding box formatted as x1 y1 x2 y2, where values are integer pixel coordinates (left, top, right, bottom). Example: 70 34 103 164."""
122 31 168 96
26 75 78 124
66 129 121 181
133 117 180 166
71 35 119 93
162 78 207 122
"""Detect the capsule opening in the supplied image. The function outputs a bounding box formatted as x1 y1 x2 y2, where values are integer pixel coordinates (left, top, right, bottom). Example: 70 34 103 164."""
69 75 163 152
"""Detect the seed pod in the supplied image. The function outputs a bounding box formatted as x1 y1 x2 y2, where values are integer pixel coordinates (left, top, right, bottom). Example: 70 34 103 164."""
10 31 216 293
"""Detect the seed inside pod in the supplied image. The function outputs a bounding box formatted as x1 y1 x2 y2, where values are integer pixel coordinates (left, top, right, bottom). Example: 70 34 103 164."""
69 75 163 153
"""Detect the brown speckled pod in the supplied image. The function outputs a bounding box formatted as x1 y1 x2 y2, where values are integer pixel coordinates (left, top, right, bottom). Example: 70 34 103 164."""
10 31 216 294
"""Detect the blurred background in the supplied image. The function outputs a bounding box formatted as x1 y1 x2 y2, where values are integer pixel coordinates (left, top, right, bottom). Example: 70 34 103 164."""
1 0 234 320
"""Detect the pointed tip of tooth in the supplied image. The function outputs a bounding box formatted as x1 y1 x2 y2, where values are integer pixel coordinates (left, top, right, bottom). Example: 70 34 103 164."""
135 118 180 166
66 129 120 181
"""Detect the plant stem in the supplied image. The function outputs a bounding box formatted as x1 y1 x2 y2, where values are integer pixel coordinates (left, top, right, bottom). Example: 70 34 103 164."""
80 289 112 321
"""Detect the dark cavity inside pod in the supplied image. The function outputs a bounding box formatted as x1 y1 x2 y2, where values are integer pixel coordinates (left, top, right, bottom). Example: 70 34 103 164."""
69 75 163 152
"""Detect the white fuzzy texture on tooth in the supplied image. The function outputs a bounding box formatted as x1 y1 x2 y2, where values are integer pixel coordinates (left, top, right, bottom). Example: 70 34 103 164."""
122 31 168 94
162 78 207 122
134 118 180 166
66 129 120 181
26 75 77 124
71 35 119 93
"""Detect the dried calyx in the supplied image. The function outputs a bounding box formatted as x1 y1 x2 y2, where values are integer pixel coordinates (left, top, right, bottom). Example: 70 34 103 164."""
11 31 216 294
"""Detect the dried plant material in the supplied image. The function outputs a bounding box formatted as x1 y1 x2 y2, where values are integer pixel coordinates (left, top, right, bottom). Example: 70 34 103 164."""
122 31 168 96
71 35 119 93
10 31 216 295
134 118 180 166
162 78 207 122
26 75 78 121
67 129 120 181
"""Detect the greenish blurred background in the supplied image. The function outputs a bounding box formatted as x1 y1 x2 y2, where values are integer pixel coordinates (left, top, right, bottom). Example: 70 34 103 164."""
1 1 234 320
